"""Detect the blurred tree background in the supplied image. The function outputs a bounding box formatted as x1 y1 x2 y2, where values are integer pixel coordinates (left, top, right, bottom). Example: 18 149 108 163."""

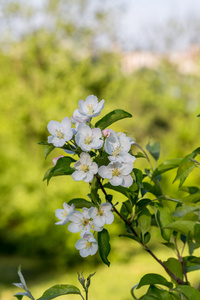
0 0 200 299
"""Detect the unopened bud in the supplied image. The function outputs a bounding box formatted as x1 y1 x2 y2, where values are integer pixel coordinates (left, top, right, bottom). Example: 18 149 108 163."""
102 129 111 137
52 155 64 166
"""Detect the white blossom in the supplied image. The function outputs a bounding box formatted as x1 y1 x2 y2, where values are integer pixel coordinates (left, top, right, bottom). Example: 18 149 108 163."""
68 208 103 237
78 95 105 117
71 108 90 128
98 161 133 187
104 130 136 163
75 233 98 257
89 203 114 227
55 203 75 225
75 123 103 152
72 152 98 182
47 117 73 147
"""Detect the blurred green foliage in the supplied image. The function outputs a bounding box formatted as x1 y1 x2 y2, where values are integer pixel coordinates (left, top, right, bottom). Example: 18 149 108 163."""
0 0 200 274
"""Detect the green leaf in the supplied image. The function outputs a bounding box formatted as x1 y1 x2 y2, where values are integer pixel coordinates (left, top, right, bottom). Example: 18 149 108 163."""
98 229 111 267
137 273 173 289
37 284 81 300
134 151 146 159
95 109 132 130
180 186 199 195
90 176 101 205
152 203 173 242
197 114 200 117
104 182 139 205
14 293 32 300
133 168 144 188
173 285 200 300
173 161 196 187
138 208 151 236
164 220 196 236
135 198 152 215
182 190 200 203
67 198 94 208
194 224 200 244
142 182 162 198
120 200 132 218
161 242 176 251
152 159 182 179
44 144 55 159
43 157 76 184
104 182 130 197
183 256 200 273
146 142 160 161
144 285 174 300
172 204 200 217
163 258 183 282
143 232 151 244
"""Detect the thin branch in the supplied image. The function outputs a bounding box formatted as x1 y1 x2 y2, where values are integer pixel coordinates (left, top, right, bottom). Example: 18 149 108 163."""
95 175 185 285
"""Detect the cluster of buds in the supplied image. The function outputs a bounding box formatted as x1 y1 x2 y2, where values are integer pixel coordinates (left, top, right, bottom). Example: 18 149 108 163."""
46 95 136 257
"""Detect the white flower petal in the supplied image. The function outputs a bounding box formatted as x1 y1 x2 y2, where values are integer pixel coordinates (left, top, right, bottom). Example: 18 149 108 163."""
85 95 98 106
47 120 60 135
72 170 86 181
122 175 133 187
68 222 82 233
84 171 94 182
98 166 112 179
61 117 71 131
92 128 102 139
90 162 98 174
110 176 123 186
105 211 114 224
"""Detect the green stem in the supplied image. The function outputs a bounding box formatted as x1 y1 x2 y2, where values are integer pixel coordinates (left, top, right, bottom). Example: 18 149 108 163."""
85 289 88 300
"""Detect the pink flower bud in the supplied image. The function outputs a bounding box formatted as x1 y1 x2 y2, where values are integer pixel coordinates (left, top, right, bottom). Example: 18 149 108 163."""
52 155 64 166
102 129 111 137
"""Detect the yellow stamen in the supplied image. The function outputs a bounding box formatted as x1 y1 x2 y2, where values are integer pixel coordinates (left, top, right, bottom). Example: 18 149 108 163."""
85 241 92 249
112 146 123 157
97 208 104 216
85 134 93 145
62 211 68 217
56 129 64 139
82 218 89 226
87 104 94 114
81 164 89 172
112 168 121 177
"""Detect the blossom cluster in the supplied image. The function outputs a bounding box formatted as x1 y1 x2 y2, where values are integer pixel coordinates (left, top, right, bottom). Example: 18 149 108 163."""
55 202 114 257
47 95 136 188
47 95 136 257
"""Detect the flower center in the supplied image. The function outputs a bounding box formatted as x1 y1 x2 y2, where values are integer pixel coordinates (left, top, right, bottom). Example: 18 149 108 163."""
85 241 92 249
85 134 93 145
62 210 68 218
112 168 121 177
82 218 90 226
87 104 95 114
112 146 123 157
97 208 104 216
81 164 89 172
56 129 64 139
